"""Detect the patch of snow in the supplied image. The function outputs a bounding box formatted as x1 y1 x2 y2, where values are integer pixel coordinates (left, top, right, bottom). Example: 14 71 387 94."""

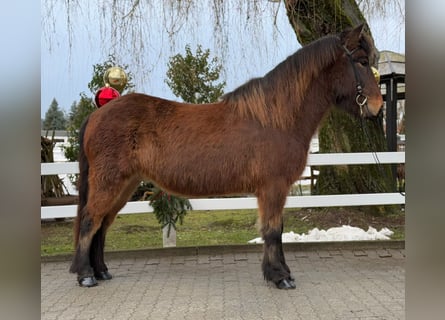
248 225 394 244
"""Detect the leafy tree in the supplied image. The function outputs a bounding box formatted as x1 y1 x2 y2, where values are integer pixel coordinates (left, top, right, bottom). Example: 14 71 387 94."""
43 98 67 130
166 44 225 103
148 187 192 237
88 54 135 95
63 94 96 162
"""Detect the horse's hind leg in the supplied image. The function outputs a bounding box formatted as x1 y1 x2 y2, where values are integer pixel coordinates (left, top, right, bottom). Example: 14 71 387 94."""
70 206 104 287
89 179 140 281
257 182 295 289
71 176 139 287
89 215 112 281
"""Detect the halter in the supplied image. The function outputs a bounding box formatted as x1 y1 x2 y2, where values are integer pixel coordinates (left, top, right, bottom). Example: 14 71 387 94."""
342 45 369 116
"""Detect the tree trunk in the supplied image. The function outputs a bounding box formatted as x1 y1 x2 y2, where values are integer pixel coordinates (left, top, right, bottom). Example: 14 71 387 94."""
284 0 396 214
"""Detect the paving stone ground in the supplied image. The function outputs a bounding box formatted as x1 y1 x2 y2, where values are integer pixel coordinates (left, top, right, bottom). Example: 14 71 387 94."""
41 243 405 320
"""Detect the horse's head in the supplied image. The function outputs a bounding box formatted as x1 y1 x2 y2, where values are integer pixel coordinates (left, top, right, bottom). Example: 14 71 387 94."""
332 24 383 118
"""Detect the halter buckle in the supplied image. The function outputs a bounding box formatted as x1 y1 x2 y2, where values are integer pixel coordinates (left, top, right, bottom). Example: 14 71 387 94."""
356 93 368 107
356 94 368 116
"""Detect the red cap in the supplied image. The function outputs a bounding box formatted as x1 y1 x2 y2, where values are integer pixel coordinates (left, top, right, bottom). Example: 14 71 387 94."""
94 86 120 107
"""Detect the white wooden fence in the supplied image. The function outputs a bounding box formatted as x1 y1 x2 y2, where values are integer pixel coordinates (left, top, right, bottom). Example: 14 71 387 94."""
41 152 405 220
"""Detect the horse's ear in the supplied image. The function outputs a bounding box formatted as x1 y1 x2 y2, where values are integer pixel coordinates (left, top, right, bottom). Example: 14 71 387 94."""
340 23 365 50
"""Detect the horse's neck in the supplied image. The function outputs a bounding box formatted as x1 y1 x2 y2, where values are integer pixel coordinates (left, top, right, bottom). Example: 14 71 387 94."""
292 75 333 148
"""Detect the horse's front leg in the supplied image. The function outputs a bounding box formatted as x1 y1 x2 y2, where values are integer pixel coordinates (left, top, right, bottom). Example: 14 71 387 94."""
257 183 296 289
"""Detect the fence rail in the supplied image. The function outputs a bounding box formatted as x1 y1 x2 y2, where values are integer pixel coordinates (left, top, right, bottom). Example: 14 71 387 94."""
41 152 405 220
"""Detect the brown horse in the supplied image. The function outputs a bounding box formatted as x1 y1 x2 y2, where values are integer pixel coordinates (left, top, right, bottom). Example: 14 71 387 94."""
70 24 382 289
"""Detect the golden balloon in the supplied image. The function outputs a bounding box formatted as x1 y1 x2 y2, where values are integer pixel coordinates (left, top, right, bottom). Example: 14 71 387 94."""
371 66 380 84
103 66 128 92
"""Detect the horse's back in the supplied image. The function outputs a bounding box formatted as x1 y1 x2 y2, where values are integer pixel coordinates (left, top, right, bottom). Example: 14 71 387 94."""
82 93 229 172
89 93 173 124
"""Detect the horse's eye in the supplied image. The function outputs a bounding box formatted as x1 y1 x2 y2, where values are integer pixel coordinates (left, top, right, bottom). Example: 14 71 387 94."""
358 59 369 67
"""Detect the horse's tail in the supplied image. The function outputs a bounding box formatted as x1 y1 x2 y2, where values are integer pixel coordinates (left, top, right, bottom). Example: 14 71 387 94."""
73 116 90 248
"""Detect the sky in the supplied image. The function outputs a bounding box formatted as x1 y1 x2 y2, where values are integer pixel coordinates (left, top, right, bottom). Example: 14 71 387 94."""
41 0 405 119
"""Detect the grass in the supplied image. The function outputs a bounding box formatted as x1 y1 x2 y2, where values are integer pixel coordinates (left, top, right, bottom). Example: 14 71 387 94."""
41 209 316 257
41 207 404 257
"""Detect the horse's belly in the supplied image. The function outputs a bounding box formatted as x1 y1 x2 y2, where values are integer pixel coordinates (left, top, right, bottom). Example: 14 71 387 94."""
146 161 252 197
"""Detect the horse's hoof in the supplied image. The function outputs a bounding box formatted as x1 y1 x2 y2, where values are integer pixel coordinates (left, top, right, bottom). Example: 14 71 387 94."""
78 276 98 287
95 271 112 280
276 278 296 290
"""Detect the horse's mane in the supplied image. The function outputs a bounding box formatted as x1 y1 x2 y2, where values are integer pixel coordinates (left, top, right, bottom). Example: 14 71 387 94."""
222 33 373 129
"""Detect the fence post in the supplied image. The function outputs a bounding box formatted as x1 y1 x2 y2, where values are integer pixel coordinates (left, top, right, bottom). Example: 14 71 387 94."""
162 225 177 247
